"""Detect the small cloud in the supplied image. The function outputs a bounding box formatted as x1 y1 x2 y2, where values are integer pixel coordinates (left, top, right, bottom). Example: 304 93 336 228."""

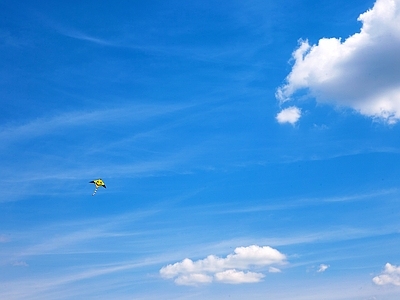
13 261 29 267
317 264 329 273
313 123 329 130
160 245 286 285
373 263 400 286
215 269 265 284
268 266 282 273
276 106 301 125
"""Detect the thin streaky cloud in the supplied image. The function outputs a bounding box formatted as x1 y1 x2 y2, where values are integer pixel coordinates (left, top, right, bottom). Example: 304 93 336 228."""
214 189 398 214
49 18 244 64
1 209 160 264
0 143 209 203
47 14 273 67
37 12 126 48
257 226 400 247
323 188 397 202
61 29 121 47
0 259 164 300
0 103 193 144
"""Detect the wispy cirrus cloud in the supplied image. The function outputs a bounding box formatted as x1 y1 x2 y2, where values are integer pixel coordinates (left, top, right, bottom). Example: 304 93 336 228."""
0 210 159 269
276 0 400 124
38 13 124 48
216 189 398 215
60 29 120 47
0 259 163 300
160 245 286 285
0 103 191 145
317 264 330 273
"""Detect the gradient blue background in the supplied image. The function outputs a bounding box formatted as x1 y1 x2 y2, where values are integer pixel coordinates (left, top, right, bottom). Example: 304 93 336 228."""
1 0 400 299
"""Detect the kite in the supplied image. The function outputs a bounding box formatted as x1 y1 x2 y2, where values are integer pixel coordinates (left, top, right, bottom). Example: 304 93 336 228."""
89 179 106 196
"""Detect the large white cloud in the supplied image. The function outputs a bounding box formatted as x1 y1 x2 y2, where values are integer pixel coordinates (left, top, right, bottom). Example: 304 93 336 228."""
160 245 286 285
276 0 400 124
373 263 400 285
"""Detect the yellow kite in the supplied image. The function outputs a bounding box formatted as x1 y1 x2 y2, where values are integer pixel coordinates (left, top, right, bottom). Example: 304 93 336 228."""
89 179 106 196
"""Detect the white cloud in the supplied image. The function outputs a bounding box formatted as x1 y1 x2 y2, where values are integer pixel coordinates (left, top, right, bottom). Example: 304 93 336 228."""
276 0 400 124
12 261 29 267
268 266 282 273
160 245 286 285
214 269 265 284
317 264 329 273
373 263 400 285
276 106 301 124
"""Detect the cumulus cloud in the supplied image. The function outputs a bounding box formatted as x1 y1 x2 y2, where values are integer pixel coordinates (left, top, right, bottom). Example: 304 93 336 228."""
373 263 400 285
276 106 302 124
317 264 330 273
276 0 400 124
160 245 286 285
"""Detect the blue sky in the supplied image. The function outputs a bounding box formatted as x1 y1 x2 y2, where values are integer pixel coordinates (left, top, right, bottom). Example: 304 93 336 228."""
2 0 400 299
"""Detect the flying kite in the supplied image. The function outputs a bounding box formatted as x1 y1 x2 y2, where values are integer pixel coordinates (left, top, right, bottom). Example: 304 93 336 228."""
89 179 106 196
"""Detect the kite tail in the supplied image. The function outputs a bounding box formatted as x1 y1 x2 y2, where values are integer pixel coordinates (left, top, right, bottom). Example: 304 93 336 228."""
92 187 98 196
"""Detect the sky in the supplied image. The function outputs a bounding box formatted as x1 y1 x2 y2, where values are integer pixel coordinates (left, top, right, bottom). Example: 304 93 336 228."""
1 0 400 299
